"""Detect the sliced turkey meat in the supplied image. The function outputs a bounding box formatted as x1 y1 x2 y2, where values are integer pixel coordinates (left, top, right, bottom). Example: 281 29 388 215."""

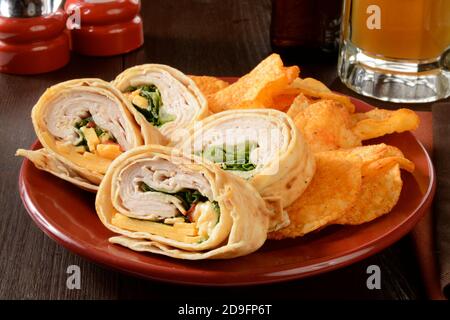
113 64 208 145
115 157 213 220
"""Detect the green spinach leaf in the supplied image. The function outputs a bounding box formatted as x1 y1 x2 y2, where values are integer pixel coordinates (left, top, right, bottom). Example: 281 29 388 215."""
130 85 175 127
73 115 116 148
200 141 258 171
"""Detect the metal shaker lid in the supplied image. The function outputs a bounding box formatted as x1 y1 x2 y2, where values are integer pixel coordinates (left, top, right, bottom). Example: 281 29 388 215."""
0 0 63 18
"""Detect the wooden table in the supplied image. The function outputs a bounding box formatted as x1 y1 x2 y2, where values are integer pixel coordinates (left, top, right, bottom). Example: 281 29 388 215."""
0 0 441 299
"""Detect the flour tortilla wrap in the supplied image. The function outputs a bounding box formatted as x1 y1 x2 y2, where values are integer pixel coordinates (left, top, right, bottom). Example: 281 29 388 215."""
177 109 315 208
16 148 99 192
112 64 209 145
16 79 145 191
96 145 273 260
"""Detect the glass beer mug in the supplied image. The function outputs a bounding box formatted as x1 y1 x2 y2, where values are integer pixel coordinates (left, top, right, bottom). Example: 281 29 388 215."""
338 0 450 103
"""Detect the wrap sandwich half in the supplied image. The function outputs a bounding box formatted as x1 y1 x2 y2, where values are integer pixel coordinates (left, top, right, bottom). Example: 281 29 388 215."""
16 79 149 191
96 145 276 259
176 109 316 209
112 64 209 145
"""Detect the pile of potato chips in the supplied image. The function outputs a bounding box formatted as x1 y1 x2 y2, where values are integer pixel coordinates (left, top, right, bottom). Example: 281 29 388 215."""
190 54 420 240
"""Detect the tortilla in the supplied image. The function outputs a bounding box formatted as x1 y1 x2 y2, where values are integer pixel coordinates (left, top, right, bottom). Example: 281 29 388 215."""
96 145 275 259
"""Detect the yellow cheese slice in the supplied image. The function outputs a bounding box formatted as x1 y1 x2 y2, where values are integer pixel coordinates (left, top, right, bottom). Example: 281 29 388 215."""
173 222 198 236
81 127 99 152
44 132 112 174
132 95 148 109
96 144 122 160
111 213 202 244
82 152 112 173
74 146 86 154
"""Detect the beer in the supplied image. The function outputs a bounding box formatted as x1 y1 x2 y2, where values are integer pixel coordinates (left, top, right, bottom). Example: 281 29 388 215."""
347 0 450 60
339 0 450 102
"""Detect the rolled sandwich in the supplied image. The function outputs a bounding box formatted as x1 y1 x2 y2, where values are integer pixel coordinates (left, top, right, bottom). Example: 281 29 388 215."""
177 109 315 208
112 64 209 145
17 79 146 191
96 145 275 259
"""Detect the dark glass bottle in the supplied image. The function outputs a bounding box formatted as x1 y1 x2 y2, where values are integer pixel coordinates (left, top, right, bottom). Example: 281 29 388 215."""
271 0 343 60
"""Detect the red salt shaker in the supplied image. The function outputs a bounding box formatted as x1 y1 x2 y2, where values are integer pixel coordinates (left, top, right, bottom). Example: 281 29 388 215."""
65 0 144 56
0 4 70 75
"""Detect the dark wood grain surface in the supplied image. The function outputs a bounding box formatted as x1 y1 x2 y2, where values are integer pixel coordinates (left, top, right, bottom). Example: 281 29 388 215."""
0 0 438 299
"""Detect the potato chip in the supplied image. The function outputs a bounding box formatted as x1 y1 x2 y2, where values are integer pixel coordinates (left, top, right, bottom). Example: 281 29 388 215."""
286 93 310 119
292 77 331 93
293 99 361 153
268 144 414 236
290 78 355 113
272 93 298 112
272 83 311 111
334 164 403 225
189 75 229 96
208 54 300 113
331 144 413 225
339 143 404 161
362 156 414 177
268 151 362 239
287 94 419 153
352 108 420 140
333 143 414 175
273 79 327 113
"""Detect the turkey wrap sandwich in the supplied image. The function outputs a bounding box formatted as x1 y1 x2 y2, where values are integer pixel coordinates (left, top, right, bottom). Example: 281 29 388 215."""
16 79 149 191
95 145 278 259
112 64 209 145
176 109 316 208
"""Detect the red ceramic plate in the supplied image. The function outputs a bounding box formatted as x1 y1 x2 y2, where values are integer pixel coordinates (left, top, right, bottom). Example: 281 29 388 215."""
18 94 435 286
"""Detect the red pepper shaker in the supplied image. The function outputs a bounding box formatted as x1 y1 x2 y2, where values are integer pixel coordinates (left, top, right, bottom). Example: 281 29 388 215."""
65 0 144 56
0 1 70 75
